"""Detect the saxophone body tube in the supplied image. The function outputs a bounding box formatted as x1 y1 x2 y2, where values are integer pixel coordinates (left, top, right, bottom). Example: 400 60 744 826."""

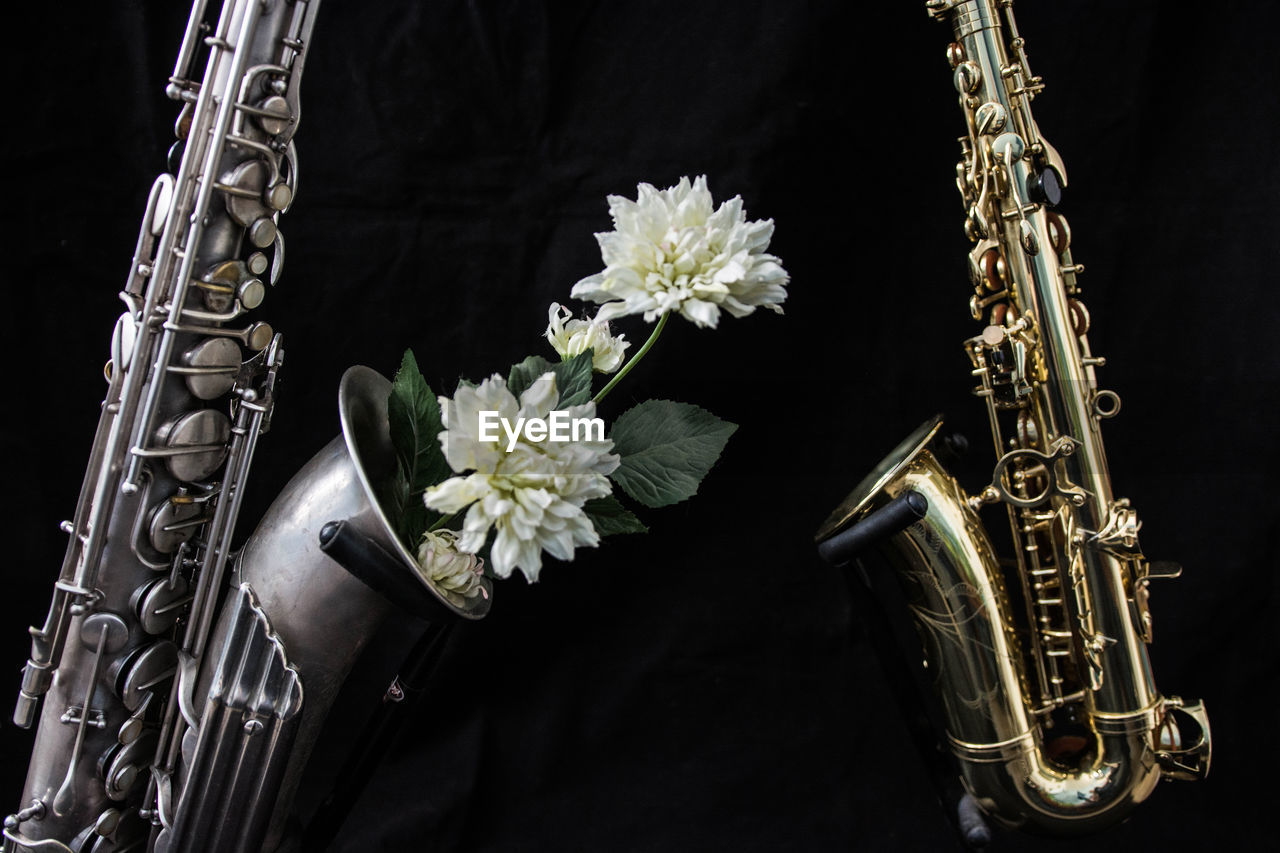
4 0 330 849
818 0 1211 838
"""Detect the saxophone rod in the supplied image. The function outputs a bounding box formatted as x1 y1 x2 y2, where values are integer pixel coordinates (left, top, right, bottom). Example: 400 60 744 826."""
168 0 213 97
123 0 265 494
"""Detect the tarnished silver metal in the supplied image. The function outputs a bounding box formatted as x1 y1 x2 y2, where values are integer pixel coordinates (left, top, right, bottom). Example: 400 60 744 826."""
5 0 317 850
151 585 303 853
7 5 496 848
821 0 1211 837
180 366 492 852
165 366 488 850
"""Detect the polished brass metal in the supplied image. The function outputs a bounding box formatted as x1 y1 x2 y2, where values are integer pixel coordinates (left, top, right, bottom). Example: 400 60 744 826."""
820 0 1211 836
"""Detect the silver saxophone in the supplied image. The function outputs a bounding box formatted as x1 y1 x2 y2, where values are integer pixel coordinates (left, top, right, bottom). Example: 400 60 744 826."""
817 0 1210 840
5 2 490 851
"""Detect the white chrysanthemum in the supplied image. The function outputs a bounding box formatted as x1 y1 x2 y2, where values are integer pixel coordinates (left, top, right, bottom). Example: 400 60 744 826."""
415 529 487 600
570 175 789 329
545 303 630 373
424 373 618 582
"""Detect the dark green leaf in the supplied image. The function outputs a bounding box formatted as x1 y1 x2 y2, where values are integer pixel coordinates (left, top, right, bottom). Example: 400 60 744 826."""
554 350 595 406
508 350 594 407
387 467 428 548
609 400 737 509
583 495 649 537
507 355 552 400
387 350 449 544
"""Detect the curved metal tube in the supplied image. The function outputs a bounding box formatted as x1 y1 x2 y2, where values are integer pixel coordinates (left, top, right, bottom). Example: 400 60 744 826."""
837 434 1184 834
175 366 491 852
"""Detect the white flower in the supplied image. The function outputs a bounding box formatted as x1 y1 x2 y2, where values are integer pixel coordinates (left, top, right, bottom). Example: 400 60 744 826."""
570 175 789 329
545 303 630 373
424 373 619 582
415 529 487 600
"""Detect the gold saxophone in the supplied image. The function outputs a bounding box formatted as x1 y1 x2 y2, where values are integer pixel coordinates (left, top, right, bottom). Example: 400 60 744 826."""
816 0 1211 838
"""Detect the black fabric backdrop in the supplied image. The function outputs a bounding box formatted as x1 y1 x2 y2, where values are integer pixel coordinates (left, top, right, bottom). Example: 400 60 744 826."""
1 1 1275 851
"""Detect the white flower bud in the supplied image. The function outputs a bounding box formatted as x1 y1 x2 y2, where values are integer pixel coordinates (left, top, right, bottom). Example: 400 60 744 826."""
416 529 486 599
545 303 630 374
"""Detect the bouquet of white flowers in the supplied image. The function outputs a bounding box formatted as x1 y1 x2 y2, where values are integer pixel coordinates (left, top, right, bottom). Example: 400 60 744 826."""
386 176 788 593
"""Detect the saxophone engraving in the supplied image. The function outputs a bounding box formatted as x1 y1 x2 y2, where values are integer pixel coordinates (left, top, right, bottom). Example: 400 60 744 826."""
5 2 490 851
817 0 1211 837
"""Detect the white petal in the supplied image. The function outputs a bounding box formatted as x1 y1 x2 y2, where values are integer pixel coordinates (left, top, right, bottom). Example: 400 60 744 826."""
425 473 490 513
679 299 721 329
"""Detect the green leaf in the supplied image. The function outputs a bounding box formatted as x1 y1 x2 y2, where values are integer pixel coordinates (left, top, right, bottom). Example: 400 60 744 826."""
609 400 738 509
507 355 552 399
583 495 649 537
386 467 428 549
387 350 450 544
508 350 594 407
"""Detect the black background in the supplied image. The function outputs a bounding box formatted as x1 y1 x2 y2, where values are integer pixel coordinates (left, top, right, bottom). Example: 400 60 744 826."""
2 1 1276 850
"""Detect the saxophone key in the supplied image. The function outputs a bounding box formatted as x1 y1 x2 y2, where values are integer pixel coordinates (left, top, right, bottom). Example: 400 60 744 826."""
147 409 232 482
167 140 185 175
80 614 129 655
133 578 193 636
172 100 195 139
179 727 199 769
246 250 269 276
110 313 139 375
217 159 278 228
1026 165 1063 207
243 94 293 136
975 102 1007 137
91 807 121 838
238 277 266 309
248 216 277 248
99 741 147 803
117 716 146 747
148 174 176 238
112 642 179 712
146 492 206 556
1147 560 1183 580
953 60 981 93
176 338 242 400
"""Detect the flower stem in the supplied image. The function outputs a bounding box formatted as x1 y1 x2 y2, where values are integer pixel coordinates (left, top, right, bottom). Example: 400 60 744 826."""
593 311 669 405
428 511 459 532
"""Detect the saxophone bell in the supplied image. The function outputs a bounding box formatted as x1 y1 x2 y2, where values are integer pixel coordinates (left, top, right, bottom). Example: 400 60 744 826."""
818 416 1208 836
156 366 490 853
